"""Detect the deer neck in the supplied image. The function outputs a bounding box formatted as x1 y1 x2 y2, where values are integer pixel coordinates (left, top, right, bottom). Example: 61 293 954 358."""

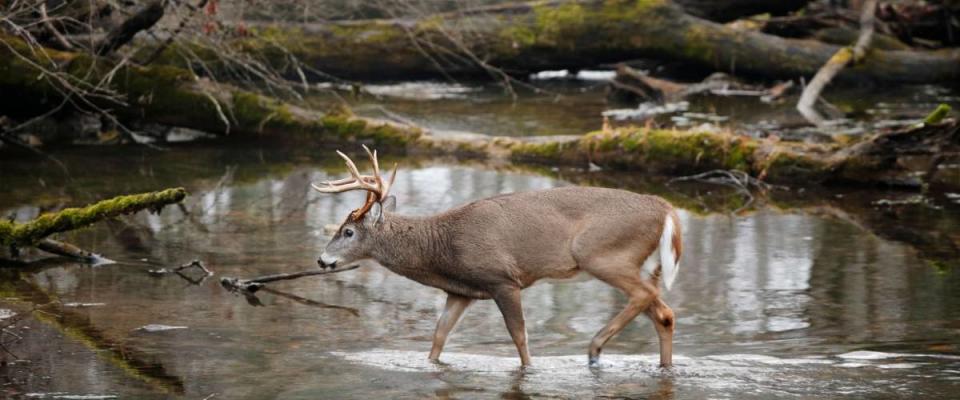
369 213 450 277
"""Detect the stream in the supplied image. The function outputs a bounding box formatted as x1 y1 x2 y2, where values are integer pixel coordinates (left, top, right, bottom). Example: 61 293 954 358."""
1 142 959 398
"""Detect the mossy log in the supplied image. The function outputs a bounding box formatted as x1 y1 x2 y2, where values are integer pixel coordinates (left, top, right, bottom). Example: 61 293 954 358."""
412 118 960 189
0 188 187 248
0 35 419 144
213 0 959 82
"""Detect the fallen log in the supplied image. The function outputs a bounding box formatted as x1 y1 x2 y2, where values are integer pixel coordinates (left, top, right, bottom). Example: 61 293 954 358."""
0 34 419 144
212 0 960 82
417 117 959 189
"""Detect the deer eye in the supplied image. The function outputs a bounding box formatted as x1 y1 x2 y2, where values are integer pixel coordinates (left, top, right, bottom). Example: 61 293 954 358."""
343 228 354 238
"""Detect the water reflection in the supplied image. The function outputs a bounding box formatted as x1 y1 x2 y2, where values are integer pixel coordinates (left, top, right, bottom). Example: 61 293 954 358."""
1 152 959 398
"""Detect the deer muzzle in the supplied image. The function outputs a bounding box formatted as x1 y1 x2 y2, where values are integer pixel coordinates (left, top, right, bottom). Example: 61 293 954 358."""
318 253 338 269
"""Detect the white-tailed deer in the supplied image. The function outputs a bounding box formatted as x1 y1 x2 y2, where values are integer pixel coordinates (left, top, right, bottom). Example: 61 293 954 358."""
314 146 682 368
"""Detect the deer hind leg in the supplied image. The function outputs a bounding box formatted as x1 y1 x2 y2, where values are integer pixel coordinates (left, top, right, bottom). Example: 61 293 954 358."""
645 297 675 368
429 293 474 362
492 287 532 367
580 254 659 367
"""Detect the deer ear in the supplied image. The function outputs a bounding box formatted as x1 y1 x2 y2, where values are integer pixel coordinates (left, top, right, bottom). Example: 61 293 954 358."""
381 195 396 212
365 202 384 228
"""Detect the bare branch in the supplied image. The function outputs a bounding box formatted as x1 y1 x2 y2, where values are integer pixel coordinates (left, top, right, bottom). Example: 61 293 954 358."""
797 0 878 127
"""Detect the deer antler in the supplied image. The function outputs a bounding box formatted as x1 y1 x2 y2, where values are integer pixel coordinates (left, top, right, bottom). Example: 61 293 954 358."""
311 145 398 220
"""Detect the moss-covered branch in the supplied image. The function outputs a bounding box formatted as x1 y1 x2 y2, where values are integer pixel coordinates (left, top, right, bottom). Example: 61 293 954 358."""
0 188 187 248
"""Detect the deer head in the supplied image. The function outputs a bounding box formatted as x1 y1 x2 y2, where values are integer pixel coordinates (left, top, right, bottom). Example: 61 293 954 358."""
312 146 397 269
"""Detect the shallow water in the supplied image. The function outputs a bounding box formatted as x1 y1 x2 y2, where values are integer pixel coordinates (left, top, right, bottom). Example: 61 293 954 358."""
1 145 960 399
324 79 960 138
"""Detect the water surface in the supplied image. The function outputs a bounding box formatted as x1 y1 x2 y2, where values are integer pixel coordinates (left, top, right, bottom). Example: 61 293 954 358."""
1 145 959 399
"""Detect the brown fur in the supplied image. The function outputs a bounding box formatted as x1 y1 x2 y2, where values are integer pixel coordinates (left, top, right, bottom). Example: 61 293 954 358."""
322 186 681 367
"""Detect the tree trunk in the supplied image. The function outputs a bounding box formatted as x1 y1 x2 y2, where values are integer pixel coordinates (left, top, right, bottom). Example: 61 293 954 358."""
221 0 959 82
0 35 419 144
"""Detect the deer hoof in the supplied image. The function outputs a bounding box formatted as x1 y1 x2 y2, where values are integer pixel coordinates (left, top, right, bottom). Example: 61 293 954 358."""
588 356 600 368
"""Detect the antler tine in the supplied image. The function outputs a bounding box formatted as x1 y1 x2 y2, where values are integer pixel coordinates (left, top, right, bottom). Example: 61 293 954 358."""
312 147 397 220
381 163 399 198
362 144 384 192
362 145 380 178
337 150 366 183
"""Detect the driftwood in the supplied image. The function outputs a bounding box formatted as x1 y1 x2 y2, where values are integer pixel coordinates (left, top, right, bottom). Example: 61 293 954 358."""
35 238 108 264
220 265 360 293
608 65 793 104
797 0 878 126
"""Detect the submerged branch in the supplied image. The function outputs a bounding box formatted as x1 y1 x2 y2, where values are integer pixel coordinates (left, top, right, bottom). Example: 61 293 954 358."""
35 238 109 264
220 265 359 293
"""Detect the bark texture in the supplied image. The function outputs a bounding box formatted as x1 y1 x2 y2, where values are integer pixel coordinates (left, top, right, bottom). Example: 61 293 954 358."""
224 0 960 82
0 35 418 144
0 188 186 247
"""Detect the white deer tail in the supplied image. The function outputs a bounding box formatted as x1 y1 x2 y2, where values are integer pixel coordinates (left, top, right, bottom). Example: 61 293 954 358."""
658 213 682 291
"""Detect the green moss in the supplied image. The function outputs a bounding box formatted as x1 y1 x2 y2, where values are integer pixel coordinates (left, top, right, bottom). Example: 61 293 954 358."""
761 151 830 182
499 0 666 54
580 128 757 172
534 3 587 48
511 140 578 162
829 47 854 65
682 25 716 62
1 188 187 247
924 103 952 125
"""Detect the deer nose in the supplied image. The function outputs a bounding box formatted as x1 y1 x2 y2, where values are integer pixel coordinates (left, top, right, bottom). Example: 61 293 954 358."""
317 258 337 269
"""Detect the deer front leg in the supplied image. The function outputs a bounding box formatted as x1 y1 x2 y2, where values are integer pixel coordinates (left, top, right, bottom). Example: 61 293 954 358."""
493 287 532 367
428 293 473 362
